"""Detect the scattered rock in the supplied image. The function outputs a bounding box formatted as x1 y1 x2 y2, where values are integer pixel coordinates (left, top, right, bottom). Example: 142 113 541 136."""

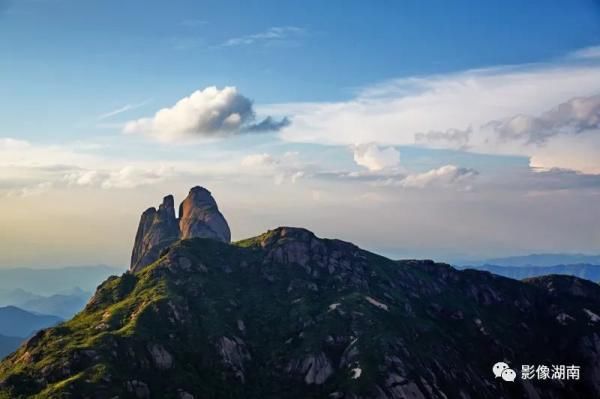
365 296 389 311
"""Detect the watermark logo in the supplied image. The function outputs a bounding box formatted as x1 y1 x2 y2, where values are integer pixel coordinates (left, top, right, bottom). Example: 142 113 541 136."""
493 362 516 382
494 362 581 382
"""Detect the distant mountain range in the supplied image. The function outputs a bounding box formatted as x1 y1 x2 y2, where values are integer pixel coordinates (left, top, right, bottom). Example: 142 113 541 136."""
461 253 600 267
463 263 600 282
0 287 92 319
20 291 91 319
0 265 124 296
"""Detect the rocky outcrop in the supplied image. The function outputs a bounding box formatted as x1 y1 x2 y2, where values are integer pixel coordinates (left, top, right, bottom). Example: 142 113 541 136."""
179 186 231 242
130 195 180 272
130 187 231 272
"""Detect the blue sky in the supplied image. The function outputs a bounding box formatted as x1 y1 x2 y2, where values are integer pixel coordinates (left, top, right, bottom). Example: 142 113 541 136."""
2 0 600 139
1 0 600 267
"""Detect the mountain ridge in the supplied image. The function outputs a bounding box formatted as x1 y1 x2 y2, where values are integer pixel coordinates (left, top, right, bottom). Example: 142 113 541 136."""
1 226 600 398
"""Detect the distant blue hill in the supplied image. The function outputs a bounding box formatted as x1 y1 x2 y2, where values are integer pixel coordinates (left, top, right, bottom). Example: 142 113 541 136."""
0 306 62 338
461 263 600 283
18 290 91 319
461 253 600 267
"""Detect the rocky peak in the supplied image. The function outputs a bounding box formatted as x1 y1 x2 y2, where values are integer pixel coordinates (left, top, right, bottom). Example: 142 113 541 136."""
179 186 231 242
130 187 231 272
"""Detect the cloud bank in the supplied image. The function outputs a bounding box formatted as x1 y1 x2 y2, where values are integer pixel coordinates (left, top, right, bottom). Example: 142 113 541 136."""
267 57 600 174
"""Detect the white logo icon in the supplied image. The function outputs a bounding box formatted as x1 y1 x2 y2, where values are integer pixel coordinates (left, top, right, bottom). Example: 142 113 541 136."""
501 368 516 382
493 362 516 382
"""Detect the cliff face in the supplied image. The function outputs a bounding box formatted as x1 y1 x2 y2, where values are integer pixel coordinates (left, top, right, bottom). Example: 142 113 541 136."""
130 187 231 273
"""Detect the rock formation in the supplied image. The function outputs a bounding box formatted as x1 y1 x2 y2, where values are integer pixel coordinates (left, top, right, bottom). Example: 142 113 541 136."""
130 187 230 272
179 186 231 242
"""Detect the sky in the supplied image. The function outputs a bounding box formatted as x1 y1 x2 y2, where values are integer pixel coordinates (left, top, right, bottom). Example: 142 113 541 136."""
1 0 600 267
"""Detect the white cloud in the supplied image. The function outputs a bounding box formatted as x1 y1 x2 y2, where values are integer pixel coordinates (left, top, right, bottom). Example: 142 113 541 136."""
266 52 600 174
64 166 174 189
352 143 400 172
395 165 478 189
222 26 304 47
0 137 186 193
241 153 276 168
124 86 288 142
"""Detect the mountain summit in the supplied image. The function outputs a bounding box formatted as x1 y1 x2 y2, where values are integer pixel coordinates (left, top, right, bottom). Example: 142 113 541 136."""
130 187 231 272
1 188 600 398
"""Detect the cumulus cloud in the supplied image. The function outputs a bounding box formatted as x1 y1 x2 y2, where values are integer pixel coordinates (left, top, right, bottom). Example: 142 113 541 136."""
353 143 400 172
395 165 478 189
124 86 288 142
264 52 600 174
